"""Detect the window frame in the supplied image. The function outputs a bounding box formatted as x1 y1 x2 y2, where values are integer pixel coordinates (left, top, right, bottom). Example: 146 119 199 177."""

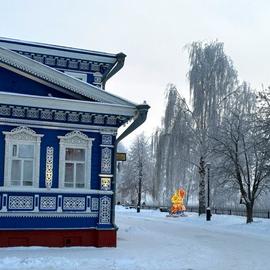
3 126 43 188
58 130 94 190
64 147 86 188
11 144 35 186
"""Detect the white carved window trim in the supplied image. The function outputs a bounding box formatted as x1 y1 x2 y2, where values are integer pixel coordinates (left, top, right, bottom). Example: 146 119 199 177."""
3 126 43 188
58 130 94 190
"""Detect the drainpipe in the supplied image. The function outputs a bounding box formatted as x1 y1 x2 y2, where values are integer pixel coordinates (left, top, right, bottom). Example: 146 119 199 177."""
112 102 150 228
102 53 126 89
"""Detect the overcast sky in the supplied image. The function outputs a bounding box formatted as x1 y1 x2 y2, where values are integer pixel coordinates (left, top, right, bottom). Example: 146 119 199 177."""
1 0 270 145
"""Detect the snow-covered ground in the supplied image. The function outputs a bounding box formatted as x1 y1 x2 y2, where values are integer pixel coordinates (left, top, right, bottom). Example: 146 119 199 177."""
1 206 270 270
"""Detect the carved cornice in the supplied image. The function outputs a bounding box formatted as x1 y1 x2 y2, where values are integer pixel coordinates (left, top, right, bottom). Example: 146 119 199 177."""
0 103 129 126
0 91 136 117
17 51 111 75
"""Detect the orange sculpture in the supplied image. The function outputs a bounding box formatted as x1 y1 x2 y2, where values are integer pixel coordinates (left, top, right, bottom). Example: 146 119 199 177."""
170 188 186 214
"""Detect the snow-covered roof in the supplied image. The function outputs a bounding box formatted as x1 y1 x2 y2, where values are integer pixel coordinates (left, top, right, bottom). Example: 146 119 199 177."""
0 45 137 107
0 37 118 63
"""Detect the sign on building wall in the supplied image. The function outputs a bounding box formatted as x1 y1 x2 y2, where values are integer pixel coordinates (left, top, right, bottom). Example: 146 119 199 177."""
116 152 126 161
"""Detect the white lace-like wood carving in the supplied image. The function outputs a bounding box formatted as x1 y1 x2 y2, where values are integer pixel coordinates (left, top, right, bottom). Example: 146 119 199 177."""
99 196 111 224
45 147 54 189
101 147 112 174
3 126 43 142
58 130 92 147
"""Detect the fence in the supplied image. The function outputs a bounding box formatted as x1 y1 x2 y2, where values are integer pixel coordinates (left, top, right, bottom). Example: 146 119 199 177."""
186 206 270 219
124 204 270 219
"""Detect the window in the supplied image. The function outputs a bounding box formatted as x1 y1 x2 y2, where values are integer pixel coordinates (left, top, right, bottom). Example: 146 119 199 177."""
58 131 94 189
3 126 43 188
11 144 34 186
64 148 86 188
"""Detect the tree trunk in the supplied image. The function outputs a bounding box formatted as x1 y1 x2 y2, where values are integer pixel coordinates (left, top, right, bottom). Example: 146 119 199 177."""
198 157 206 215
198 174 206 215
246 202 254 223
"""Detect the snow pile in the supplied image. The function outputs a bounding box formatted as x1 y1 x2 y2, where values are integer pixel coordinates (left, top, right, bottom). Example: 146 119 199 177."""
0 206 269 270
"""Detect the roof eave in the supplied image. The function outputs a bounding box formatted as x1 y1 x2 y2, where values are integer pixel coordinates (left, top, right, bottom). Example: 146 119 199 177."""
0 91 137 117
0 46 137 107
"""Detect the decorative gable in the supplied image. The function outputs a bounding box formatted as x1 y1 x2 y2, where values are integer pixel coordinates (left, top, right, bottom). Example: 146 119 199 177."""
0 37 121 87
0 45 136 106
0 66 91 101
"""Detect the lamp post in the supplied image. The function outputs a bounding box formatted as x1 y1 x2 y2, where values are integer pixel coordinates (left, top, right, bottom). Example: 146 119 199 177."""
137 158 142 213
206 163 211 221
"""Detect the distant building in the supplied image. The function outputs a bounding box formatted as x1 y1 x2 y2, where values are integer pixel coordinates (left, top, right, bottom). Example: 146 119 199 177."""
0 38 149 247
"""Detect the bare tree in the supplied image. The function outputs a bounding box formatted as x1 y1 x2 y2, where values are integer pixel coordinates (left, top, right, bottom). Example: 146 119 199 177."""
212 88 270 223
150 41 263 215
117 134 154 205
258 86 270 138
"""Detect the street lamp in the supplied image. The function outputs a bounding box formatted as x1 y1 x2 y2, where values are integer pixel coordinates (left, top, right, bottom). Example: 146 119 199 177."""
206 163 211 221
137 157 142 213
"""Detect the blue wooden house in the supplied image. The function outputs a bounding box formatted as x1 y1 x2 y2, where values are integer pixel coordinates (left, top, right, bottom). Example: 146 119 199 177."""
0 38 149 247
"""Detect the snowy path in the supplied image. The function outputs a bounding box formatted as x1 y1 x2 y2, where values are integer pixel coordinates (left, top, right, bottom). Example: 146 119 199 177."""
117 209 270 270
0 207 270 270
